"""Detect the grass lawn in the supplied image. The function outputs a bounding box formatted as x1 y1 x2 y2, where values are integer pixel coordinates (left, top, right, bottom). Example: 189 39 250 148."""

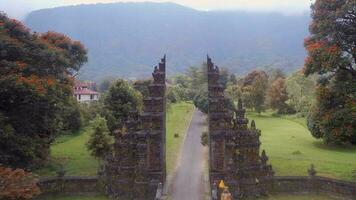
35 126 99 177
36 102 195 177
248 112 356 181
166 102 195 174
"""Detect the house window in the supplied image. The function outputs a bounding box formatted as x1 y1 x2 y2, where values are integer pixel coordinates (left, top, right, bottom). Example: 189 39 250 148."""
78 95 81 100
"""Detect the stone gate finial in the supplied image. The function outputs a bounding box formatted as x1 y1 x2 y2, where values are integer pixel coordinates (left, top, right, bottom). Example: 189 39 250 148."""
308 164 317 177
237 98 243 110
261 150 268 164
251 120 256 130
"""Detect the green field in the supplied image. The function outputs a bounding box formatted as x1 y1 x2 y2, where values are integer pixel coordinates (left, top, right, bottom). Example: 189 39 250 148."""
36 102 195 177
248 112 356 181
35 125 99 176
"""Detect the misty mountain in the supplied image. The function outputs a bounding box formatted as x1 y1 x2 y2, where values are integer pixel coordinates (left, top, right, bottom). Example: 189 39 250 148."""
25 2 311 81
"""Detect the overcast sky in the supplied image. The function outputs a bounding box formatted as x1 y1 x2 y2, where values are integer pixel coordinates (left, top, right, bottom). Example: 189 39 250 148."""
0 0 314 19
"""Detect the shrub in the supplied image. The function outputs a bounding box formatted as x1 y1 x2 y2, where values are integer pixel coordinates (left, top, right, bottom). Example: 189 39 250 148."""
0 167 41 200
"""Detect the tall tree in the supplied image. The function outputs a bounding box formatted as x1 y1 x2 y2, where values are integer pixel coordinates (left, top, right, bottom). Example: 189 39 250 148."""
0 167 40 200
242 70 268 114
86 116 113 164
304 0 356 144
0 14 87 168
286 71 316 115
229 74 238 85
193 87 209 114
133 79 152 99
267 78 290 114
266 68 286 83
103 79 143 132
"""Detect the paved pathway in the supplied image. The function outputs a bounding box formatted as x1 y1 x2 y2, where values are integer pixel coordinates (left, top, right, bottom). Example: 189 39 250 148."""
170 110 207 200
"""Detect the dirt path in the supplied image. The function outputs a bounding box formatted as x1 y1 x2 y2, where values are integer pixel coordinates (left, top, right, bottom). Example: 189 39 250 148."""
170 110 207 200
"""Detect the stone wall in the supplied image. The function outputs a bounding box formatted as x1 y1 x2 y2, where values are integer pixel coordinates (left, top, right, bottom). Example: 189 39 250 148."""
271 176 356 199
37 175 356 199
37 176 165 199
37 176 103 196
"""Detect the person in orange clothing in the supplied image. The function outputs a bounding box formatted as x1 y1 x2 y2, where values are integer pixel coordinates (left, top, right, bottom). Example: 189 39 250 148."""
221 186 233 200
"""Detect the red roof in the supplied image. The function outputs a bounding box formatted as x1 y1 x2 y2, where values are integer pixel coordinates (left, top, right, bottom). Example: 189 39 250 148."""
74 88 99 95
74 80 89 87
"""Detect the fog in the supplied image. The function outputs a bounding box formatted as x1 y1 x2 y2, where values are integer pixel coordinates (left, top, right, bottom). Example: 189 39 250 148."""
0 0 314 19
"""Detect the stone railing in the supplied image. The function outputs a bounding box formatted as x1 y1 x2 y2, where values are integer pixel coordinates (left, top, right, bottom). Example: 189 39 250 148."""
37 176 103 196
38 176 167 199
38 175 356 199
210 176 356 200
271 176 356 199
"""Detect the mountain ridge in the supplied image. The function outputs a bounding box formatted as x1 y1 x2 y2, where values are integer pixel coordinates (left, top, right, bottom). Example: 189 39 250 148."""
25 2 311 81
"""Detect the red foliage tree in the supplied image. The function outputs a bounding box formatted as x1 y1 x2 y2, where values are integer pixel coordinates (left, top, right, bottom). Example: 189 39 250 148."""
304 0 356 144
0 167 40 200
267 78 289 113
0 13 88 167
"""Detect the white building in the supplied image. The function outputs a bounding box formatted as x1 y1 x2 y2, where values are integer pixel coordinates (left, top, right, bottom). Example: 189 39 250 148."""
74 81 99 102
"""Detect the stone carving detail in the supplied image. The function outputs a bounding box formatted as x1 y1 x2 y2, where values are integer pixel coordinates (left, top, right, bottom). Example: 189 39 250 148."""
207 56 274 199
105 56 166 200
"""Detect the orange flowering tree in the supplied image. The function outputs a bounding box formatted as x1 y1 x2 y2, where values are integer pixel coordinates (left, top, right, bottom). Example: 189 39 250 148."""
0 166 40 200
304 0 355 144
0 13 87 168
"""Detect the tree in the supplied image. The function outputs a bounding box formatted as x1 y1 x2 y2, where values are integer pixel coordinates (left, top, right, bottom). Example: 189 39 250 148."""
0 14 87 168
225 83 242 102
241 70 268 114
267 78 291 114
307 75 355 144
61 98 83 132
0 166 40 200
229 74 238 85
266 68 285 82
193 87 209 114
167 86 181 104
304 0 356 144
286 71 316 115
218 68 230 89
99 77 115 92
133 79 152 99
305 0 356 78
86 116 113 164
103 79 143 132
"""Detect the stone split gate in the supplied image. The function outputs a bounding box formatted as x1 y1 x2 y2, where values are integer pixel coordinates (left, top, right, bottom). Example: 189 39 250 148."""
104 55 274 200
207 56 274 199
105 56 167 199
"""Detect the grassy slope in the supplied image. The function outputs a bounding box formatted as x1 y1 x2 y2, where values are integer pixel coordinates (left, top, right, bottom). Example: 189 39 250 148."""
36 102 195 177
248 112 356 181
35 126 99 176
166 102 195 174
